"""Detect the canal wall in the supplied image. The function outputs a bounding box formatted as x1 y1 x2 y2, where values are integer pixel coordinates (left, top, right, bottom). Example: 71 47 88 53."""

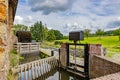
90 55 120 79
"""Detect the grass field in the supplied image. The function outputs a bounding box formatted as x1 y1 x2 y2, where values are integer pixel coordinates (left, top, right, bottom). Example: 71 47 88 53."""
41 36 120 60
57 36 120 58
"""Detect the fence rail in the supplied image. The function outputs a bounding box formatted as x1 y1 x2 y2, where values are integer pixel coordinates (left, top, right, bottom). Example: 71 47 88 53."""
14 43 40 53
12 56 58 80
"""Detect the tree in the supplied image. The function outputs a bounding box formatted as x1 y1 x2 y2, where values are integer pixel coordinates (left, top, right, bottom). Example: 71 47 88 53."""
113 28 120 41
30 21 48 42
52 29 63 40
96 29 104 39
47 30 56 41
84 29 91 38
14 24 28 34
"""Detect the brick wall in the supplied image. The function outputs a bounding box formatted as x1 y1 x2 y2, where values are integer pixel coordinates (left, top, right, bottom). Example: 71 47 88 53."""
60 43 67 68
90 55 120 79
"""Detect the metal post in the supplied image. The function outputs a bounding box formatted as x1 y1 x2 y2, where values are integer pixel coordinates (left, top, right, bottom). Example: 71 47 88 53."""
51 51 54 56
84 44 89 80
74 43 77 70
66 43 69 67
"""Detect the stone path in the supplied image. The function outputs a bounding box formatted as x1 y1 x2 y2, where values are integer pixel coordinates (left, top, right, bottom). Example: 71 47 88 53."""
91 72 120 80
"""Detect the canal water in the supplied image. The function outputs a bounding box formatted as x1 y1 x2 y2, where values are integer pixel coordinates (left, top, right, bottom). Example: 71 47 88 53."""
19 68 83 80
37 68 82 80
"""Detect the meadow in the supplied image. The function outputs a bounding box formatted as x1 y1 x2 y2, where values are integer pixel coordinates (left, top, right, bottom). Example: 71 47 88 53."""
41 36 120 60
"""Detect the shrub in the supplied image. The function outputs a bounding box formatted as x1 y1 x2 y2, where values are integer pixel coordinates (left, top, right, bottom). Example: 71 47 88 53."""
54 41 63 45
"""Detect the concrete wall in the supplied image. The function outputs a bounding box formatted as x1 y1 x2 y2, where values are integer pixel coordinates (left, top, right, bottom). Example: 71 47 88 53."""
90 55 120 79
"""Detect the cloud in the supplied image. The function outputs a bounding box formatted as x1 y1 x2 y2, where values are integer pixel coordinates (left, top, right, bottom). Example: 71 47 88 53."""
14 15 34 26
14 16 23 24
117 17 120 20
107 20 120 28
62 22 85 35
15 0 120 35
86 0 120 16
27 0 74 15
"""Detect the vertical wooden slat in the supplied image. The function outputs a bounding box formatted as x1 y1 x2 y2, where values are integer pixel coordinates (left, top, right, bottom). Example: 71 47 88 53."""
32 63 35 79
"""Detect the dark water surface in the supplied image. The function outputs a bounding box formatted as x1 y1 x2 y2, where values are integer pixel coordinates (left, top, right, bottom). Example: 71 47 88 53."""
37 68 82 80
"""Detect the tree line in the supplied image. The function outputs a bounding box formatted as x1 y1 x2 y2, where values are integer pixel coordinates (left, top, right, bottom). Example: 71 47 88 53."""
84 28 120 40
14 21 120 41
14 21 63 42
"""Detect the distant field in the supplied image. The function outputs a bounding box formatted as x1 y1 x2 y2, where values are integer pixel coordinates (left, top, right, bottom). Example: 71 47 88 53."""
41 36 120 60
56 36 120 59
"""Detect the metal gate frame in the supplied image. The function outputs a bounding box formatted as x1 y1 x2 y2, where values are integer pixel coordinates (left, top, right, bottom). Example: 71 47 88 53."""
66 43 89 79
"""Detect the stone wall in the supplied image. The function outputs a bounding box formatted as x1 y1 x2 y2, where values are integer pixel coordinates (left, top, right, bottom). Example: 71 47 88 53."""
0 0 18 79
90 55 120 79
0 1 8 79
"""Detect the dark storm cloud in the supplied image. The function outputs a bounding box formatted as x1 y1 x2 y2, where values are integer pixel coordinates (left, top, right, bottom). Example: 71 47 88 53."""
27 0 74 15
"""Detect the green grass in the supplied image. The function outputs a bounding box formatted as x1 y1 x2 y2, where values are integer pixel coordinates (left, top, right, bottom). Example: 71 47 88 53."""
57 36 120 50
55 36 120 58
41 36 120 59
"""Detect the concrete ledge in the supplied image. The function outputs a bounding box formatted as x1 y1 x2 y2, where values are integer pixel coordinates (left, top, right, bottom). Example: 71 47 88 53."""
90 55 120 79
91 72 120 80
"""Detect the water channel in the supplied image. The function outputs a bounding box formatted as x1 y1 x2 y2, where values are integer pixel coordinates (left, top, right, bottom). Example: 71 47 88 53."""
19 68 84 80
37 68 83 80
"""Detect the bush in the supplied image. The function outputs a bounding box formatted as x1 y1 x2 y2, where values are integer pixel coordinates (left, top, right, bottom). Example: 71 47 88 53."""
54 41 63 45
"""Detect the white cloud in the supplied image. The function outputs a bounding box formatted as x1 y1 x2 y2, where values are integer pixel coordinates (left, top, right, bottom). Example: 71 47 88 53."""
27 16 33 20
14 15 34 26
14 0 120 35
14 16 23 24
117 17 120 20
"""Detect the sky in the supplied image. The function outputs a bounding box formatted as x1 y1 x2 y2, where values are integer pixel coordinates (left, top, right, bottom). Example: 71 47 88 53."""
14 0 120 35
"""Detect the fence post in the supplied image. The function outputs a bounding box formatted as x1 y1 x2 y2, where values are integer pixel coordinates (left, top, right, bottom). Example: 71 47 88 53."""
51 51 54 56
58 49 60 67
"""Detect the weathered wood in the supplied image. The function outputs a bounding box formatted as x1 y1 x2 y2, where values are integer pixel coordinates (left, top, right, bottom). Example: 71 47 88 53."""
14 43 40 53
12 56 58 80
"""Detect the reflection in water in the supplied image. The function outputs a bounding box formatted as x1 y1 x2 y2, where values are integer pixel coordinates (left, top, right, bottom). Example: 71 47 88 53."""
39 68 80 80
18 68 82 80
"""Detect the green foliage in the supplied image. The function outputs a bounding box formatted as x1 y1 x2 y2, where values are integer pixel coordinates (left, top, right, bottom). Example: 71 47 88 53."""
10 49 24 67
52 29 63 40
113 28 120 41
63 36 69 39
113 28 120 35
40 41 60 48
95 29 104 39
54 41 63 45
30 21 48 42
47 29 56 41
84 29 91 38
40 52 49 59
14 24 28 34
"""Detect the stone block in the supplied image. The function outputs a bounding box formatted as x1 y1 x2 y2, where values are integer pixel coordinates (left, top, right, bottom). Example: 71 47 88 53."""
0 47 4 53
0 3 6 22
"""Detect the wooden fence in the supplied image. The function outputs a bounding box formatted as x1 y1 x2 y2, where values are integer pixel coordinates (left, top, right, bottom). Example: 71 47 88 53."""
14 43 40 53
12 56 58 80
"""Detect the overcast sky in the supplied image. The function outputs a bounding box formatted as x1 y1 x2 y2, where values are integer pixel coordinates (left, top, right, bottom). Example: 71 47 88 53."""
14 0 120 35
